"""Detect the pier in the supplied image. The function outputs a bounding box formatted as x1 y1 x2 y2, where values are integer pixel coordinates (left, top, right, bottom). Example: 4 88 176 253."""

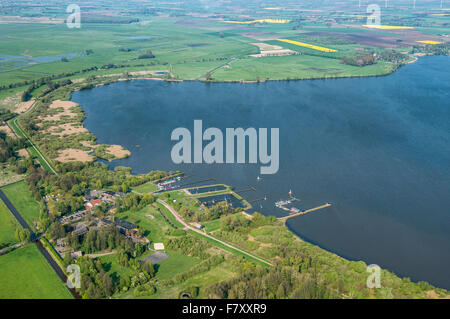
278 203 332 222
235 187 256 193
178 178 216 188
248 197 266 203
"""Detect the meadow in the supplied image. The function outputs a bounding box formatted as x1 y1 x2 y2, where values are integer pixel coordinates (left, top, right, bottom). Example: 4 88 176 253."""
0 199 20 248
1 181 41 230
132 182 158 193
0 244 73 299
212 54 394 81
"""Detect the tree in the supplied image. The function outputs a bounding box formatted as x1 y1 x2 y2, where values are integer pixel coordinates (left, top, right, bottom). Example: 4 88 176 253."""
102 273 115 296
63 252 73 267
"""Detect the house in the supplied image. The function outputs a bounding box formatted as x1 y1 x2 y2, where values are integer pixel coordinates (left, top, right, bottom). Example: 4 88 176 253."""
85 198 103 210
72 223 88 236
114 219 139 237
154 243 165 251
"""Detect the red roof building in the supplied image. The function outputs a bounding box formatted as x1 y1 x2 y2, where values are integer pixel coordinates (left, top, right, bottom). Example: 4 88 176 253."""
85 198 103 210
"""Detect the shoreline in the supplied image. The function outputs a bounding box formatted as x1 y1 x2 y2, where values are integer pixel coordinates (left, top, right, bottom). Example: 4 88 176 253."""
9 54 450 292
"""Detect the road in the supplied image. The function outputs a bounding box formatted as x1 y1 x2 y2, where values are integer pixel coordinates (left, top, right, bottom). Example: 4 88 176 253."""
9 116 58 175
157 199 272 266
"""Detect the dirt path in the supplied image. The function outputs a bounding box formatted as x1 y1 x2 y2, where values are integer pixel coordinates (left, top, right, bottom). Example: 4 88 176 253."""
86 250 117 258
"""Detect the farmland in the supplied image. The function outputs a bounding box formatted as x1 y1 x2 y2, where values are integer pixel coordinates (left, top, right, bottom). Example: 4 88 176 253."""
1 181 41 231
0 199 20 248
0 2 447 93
0 244 72 299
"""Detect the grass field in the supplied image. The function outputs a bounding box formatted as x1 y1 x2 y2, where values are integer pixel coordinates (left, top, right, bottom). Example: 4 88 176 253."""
1 181 41 231
98 253 134 284
0 199 21 248
180 262 236 298
204 219 221 233
153 251 201 281
132 182 158 193
212 54 394 81
0 244 73 299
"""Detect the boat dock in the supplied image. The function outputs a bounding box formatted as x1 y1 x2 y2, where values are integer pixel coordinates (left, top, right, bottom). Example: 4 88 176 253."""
278 203 332 222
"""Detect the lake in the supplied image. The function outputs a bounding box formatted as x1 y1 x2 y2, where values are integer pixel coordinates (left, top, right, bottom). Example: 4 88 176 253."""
72 56 450 289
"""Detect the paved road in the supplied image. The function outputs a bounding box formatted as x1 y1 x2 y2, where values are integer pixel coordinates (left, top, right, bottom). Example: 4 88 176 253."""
157 199 272 266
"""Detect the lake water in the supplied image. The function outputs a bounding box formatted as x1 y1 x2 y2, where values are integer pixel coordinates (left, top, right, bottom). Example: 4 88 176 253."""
73 56 450 289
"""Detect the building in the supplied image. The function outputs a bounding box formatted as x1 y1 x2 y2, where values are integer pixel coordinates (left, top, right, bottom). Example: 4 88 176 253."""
192 223 204 230
72 223 88 236
154 243 165 251
85 198 103 210
114 219 139 237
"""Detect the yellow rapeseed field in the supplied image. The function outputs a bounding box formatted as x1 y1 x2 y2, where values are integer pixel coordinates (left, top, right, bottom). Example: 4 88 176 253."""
223 19 290 24
362 25 414 29
277 39 338 53
416 40 443 44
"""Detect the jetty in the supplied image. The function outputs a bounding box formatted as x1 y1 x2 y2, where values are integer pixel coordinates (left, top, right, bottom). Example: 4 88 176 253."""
278 203 332 222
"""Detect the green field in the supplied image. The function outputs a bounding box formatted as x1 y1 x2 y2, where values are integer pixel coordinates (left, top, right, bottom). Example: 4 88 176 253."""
98 253 134 284
1 181 41 231
204 219 221 233
0 244 73 299
2 12 438 92
0 200 21 248
132 182 158 193
213 54 394 81
153 251 201 281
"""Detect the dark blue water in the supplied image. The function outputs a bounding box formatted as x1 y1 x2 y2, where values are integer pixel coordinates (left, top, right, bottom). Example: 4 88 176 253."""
73 56 450 289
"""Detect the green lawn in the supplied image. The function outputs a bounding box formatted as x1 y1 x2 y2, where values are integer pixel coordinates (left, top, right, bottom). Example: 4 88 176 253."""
0 244 73 299
98 253 134 284
153 251 201 281
132 182 158 193
1 181 41 231
204 219 221 233
180 262 236 298
213 54 394 81
0 200 21 248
